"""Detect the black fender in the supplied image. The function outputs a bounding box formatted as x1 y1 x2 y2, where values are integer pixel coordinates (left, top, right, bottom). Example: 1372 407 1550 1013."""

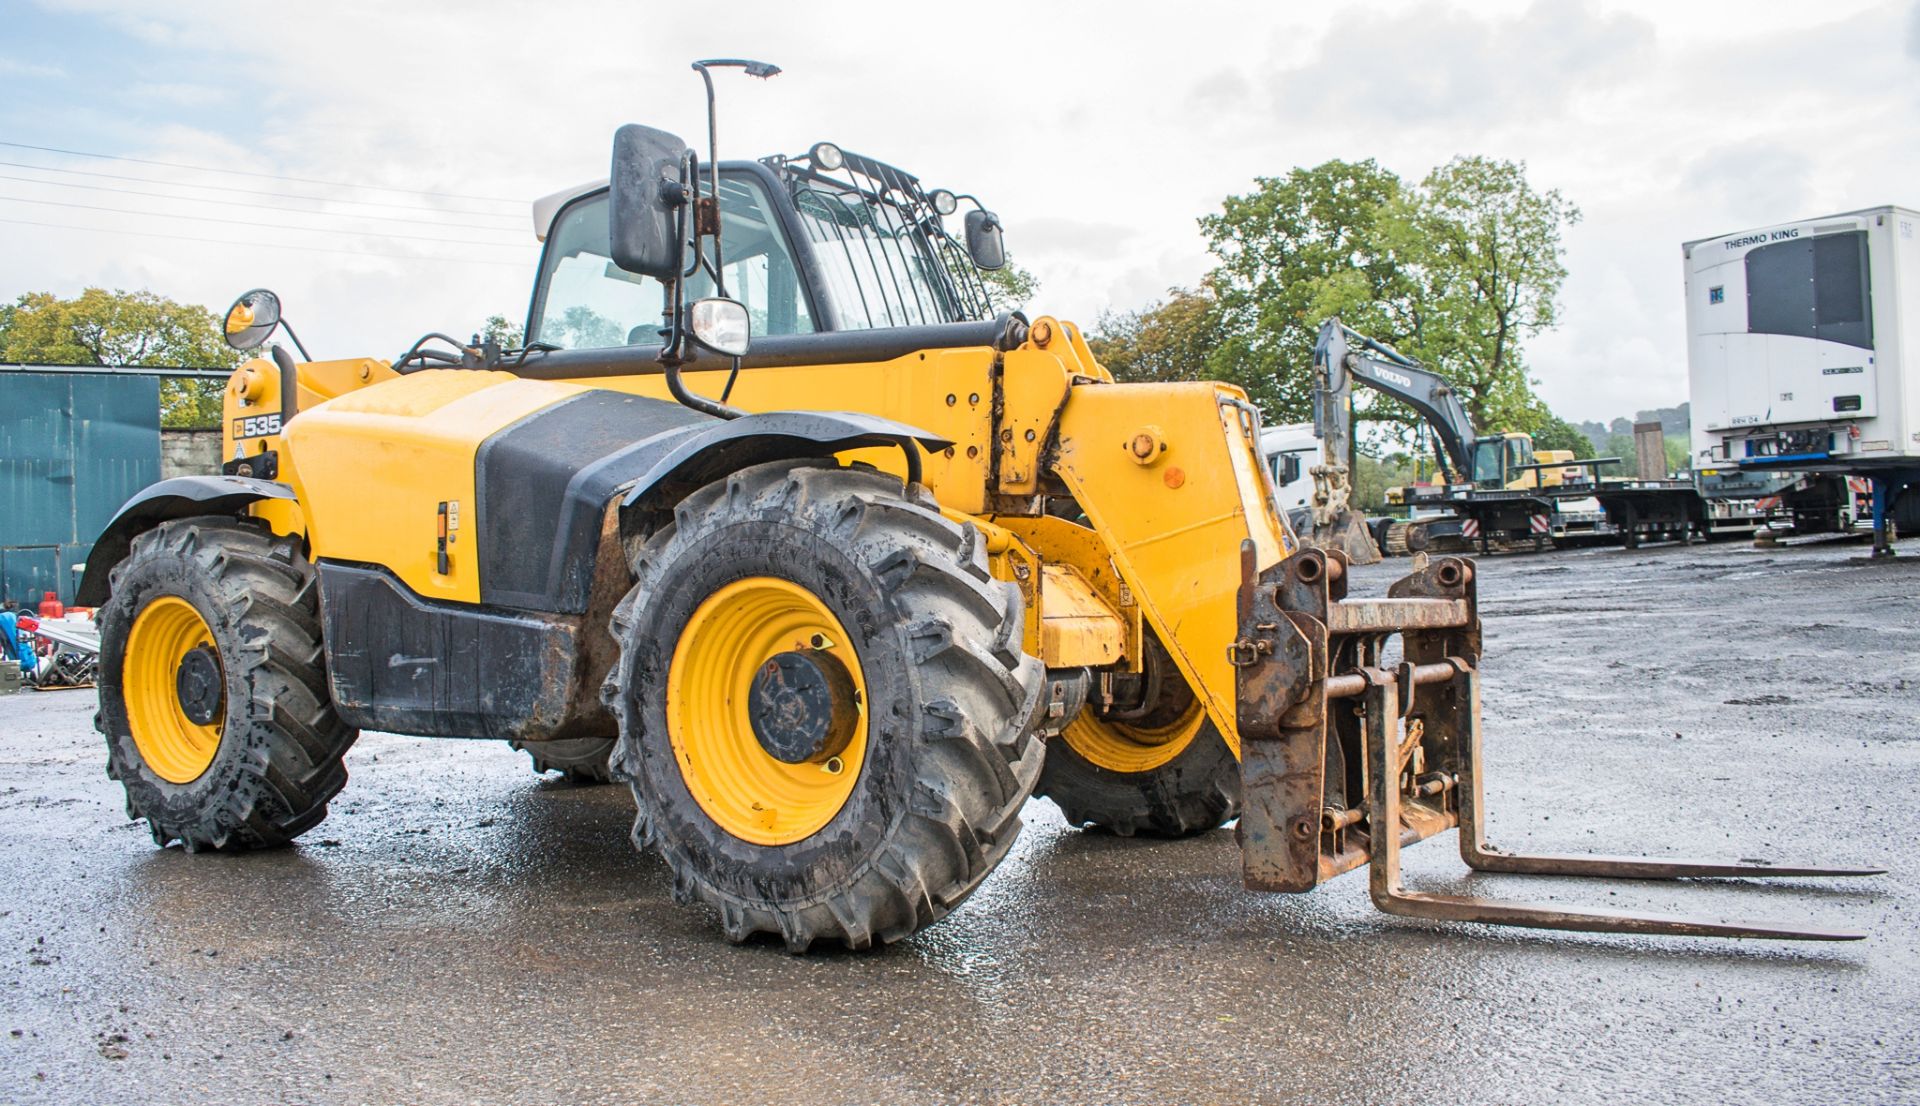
75 476 297 606
621 409 952 515
474 397 953 615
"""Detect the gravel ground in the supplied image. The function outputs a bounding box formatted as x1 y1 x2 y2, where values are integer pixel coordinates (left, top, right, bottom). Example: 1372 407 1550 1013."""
1 535 1915 1105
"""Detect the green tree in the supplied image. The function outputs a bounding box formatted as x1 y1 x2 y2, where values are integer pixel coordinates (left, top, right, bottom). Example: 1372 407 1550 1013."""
1199 159 1410 419
978 257 1039 315
548 305 623 350
1352 449 1416 512
0 288 239 427
1087 286 1223 384
1375 157 1580 435
1197 156 1578 446
1529 413 1594 458
1665 434 1691 476
481 314 524 349
1603 432 1642 477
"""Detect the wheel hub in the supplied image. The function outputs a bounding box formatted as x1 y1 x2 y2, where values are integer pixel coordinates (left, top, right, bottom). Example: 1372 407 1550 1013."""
174 645 224 726
748 649 859 764
124 595 224 784
665 575 870 846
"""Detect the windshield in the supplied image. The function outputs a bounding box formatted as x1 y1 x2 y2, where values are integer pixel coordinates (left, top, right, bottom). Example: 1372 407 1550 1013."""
1471 440 1504 486
530 174 815 350
780 155 995 331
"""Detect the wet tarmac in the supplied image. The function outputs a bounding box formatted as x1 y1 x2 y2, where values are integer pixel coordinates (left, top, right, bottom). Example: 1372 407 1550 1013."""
2 537 1916 1105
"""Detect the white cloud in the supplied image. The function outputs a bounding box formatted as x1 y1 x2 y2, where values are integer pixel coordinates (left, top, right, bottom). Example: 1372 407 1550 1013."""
0 58 66 78
1266 3 1656 126
4 0 1917 425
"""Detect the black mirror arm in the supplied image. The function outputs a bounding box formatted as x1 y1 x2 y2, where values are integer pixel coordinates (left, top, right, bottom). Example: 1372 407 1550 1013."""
661 349 746 422
691 63 726 298
657 150 744 423
277 319 312 362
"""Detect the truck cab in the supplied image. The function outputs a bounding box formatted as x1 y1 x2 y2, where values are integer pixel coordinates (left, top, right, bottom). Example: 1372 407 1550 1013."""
1260 421 1320 517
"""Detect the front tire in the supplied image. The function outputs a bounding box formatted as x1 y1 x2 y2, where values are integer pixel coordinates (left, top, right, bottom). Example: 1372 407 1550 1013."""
607 461 1046 951
97 517 357 851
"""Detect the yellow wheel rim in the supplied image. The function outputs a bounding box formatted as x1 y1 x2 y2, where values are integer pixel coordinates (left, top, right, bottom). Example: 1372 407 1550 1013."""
666 577 868 846
124 595 224 784
1060 696 1207 775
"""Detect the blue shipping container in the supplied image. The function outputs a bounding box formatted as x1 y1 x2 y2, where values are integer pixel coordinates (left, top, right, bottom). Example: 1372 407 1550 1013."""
0 372 161 607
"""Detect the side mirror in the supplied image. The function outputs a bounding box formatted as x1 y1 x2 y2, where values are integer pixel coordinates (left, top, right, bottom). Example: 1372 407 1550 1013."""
687 297 751 357
1280 453 1302 486
222 289 282 351
609 123 693 280
964 209 1006 271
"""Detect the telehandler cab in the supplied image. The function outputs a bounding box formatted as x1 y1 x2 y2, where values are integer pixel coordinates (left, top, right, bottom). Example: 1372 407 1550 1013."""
81 61 1875 950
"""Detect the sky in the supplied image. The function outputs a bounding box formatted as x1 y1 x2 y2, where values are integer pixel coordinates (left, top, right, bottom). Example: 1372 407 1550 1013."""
1 0 1917 422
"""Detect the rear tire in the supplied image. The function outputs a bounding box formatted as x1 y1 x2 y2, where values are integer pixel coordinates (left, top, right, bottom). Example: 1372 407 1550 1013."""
97 517 357 851
1041 720 1240 838
1038 632 1240 838
608 461 1046 951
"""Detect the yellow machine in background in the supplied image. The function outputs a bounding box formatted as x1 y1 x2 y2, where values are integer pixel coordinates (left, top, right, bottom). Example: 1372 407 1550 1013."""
78 64 1873 950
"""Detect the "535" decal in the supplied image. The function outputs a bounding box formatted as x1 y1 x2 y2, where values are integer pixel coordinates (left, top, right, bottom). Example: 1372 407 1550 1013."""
232 413 283 439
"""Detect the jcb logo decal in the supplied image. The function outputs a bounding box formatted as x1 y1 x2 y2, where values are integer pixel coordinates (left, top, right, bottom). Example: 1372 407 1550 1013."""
233 413 283 439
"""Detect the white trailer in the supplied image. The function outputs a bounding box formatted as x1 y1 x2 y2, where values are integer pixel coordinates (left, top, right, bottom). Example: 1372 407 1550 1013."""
1684 205 1920 554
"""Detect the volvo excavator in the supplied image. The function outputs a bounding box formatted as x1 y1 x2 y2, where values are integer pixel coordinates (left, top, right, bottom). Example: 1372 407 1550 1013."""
76 62 1876 950
1310 320 1610 556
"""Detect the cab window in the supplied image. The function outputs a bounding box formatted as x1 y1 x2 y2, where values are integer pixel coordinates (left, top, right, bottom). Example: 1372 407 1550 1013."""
1471 441 1503 486
1505 437 1532 477
530 175 815 350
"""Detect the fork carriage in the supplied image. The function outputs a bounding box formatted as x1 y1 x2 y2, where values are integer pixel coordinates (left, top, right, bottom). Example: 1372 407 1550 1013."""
1232 546 1875 941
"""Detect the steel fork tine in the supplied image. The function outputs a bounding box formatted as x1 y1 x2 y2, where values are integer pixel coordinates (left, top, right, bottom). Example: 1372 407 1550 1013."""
1449 669 1882 883
1373 887 1866 941
1460 846 1885 881
1367 679 1865 941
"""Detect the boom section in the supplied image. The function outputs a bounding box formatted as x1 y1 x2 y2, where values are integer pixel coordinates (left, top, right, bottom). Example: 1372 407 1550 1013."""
1313 319 1477 480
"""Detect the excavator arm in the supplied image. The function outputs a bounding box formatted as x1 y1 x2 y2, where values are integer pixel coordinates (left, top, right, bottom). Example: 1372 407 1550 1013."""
1311 318 1479 483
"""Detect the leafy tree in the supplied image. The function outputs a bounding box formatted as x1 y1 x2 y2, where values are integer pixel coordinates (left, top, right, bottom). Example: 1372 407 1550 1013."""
1374 157 1580 436
1200 159 1409 419
548 305 624 350
978 257 1039 315
1529 414 1594 458
1603 433 1643 477
481 314 524 349
1088 286 1223 384
1664 434 1691 475
1197 156 1578 447
1599 431 1690 478
1352 450 1417 512
0 288 239 427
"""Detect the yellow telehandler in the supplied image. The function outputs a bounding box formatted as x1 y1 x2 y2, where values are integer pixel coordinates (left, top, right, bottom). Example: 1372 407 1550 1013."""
79 61 1874 949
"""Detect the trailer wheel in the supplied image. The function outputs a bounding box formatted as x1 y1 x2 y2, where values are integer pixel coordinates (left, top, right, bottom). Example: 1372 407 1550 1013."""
97 516 357 851
607 461 1046 951
1038 632 1240 837
512 737 615 783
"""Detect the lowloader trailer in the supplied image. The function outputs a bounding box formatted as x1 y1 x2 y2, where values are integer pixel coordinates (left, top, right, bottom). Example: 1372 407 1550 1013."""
76 63 1878 949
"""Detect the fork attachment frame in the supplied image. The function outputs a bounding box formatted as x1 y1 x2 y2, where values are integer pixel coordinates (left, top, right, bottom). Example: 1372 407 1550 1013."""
1231 544 1876 941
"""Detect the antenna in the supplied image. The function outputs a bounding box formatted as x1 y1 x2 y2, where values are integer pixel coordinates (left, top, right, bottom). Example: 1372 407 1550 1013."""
688 59 782 298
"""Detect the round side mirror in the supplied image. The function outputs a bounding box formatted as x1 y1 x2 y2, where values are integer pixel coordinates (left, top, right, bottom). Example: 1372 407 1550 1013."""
223 289 282 351
687 297 751 358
